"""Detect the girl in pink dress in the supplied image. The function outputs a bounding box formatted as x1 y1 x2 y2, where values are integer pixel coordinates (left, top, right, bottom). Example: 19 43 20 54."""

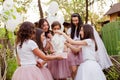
47 21 71 80
12 21 63 80
35 28 53 80
67 13 83 79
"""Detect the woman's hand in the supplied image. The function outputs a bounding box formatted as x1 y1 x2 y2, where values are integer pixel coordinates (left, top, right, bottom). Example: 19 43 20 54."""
64 41 70 47
55 55 64 60
36 60 43 68
55 30 64 35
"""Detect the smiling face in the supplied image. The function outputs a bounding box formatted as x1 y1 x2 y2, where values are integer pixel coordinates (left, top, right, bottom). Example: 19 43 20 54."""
40 32 45 42
72 17 79 27
51 21 61 34
42 21 49 32
52 25 61 34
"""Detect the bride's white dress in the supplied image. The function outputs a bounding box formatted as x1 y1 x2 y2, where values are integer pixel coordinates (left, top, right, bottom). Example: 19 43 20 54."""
75 39 106 80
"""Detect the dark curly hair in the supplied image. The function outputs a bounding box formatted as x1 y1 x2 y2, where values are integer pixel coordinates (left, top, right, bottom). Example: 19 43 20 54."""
16 21 35 48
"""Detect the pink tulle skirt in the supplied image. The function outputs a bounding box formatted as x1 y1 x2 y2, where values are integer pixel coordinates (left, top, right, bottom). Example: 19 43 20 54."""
39 67 53 80
68 50 83 66
12 65 46 80
47 59 71 79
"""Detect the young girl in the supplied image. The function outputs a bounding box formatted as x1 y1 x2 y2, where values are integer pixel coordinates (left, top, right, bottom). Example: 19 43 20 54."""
56 24 106 80
35 28 53 80
47 21 71 80
38 18 50 48
67 13 83 79
12 21 63 80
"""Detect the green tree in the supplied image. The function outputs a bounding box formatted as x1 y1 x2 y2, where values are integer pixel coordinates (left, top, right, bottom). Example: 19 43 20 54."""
0 1 33 79
48 0 106 24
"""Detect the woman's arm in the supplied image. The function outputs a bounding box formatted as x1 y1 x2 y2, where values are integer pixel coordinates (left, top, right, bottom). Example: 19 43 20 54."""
56 30 87 46
36 60 47 68
65 42 81 53
33 48 63 61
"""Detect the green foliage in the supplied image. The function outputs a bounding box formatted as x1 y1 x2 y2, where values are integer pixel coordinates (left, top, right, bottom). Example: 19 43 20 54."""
47 0 107 27
1 9 17 21
104 66 120 80
6 48 14 59
6 57 17 80
101 21 120 55
4 11 11 15
49 0 86 21
0 40 16 80
12 14 16 19
16 7 26 13
0 44 3 49
8 32 16 46
0 28 6 38
0 28 15 46
117 41 120 55
13 0 32 13
0 0 3 2
116 17 120 21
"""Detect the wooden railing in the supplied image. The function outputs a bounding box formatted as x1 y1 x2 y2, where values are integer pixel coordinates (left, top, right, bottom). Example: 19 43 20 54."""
104 55 120 80
110 56 120 73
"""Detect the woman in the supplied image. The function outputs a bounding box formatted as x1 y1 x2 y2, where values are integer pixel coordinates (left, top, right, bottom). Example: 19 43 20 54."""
48 21 71 80
67 13 83 79
56 24 106 80
38 18 54 54
12 21 63 80
35 28 53 80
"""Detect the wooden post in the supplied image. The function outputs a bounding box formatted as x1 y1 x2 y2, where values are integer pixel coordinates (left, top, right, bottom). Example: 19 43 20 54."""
0 55 1 80
0 66 1 79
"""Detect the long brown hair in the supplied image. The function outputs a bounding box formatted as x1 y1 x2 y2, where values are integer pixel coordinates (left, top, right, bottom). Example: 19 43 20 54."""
16 21 35 48
35 28 46 54
70 13 83 39
81 24 98 51
38 18 50 37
